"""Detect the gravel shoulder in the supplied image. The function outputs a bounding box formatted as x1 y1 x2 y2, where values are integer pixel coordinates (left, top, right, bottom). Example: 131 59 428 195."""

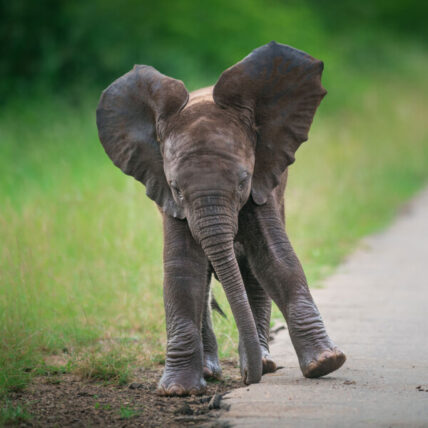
218 187 428 427
5 361 242 427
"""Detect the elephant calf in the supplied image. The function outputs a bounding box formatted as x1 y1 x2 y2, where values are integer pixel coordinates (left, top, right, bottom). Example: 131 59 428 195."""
96 41 346 396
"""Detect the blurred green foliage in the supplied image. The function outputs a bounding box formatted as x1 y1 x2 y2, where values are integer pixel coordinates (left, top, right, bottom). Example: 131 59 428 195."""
1 0 427 97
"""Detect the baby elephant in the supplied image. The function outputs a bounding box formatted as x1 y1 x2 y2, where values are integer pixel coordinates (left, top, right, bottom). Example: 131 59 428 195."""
96 41 346 396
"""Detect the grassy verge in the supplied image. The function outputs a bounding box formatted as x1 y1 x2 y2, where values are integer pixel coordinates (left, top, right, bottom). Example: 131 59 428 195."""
0 401 32 426
1 57 427 398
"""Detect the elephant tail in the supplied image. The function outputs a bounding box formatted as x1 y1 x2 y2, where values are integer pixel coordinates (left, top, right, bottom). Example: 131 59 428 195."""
211 296 227 319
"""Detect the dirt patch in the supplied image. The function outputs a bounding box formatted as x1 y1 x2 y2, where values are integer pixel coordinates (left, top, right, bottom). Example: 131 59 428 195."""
5 360 241 427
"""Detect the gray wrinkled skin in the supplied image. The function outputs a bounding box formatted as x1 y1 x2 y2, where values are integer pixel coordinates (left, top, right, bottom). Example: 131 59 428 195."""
96 42 346 396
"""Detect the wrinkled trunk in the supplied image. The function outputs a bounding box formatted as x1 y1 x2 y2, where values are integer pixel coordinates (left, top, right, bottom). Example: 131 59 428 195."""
191 195 262 384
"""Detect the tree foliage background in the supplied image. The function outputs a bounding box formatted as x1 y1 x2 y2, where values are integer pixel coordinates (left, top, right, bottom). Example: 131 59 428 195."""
1 0 427 98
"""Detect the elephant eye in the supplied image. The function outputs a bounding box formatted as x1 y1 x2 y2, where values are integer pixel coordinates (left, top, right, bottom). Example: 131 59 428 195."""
170 181 184 201
238 172 249 192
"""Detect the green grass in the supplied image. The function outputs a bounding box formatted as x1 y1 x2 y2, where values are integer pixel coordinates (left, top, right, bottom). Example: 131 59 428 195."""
0 401 32 425
74 344 135 385
94 402 112 410
1 51 428 398
119 405 140 419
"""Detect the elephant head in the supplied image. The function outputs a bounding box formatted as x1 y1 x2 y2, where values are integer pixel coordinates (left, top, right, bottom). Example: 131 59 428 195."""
96 41 326 384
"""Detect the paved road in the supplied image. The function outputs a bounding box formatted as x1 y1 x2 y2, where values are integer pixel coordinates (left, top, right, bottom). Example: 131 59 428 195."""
219 187 428 427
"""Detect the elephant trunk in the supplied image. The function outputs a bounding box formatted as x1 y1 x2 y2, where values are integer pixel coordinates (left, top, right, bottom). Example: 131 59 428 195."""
191 196 262 384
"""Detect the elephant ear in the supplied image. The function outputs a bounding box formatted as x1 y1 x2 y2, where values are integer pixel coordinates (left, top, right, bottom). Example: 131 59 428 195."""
213 41 326 205
96 65 189 218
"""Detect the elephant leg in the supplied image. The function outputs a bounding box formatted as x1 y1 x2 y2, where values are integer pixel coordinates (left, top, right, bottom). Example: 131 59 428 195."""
201 267 222 380
238 198 346 379
157 215 208 396
238 255 277 375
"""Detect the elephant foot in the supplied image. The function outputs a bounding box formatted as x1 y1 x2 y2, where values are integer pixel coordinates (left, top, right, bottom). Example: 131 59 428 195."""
287 300 346 378
157 369 206 396
203 354 222 380
262 349 277 374
300 347 346 378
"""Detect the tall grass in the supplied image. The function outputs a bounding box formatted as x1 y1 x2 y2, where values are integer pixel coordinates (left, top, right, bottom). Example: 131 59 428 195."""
1 52 428 396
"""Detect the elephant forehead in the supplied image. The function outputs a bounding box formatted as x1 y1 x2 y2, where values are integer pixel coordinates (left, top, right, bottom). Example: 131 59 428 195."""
170 153 249 189
163 129 252 167
162 102 254 174
174 101 247 137
165 118 250 156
